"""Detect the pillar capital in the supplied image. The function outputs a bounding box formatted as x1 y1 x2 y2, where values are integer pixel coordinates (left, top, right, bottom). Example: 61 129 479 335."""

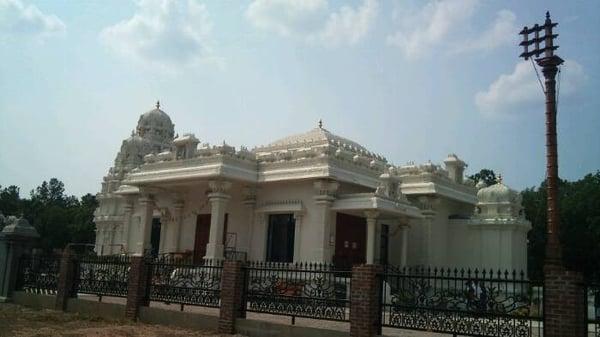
208 180 232 194
173 200 185 211
313 179 339 203
364 210 379 220
242 185 258 205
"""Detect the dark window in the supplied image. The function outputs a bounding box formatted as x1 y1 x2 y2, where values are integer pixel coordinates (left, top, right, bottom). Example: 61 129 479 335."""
150 217 161 258
379 224 389 265
266 214 295 263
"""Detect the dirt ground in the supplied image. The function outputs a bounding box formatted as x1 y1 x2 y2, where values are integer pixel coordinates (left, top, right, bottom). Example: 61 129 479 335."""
0 303 242 337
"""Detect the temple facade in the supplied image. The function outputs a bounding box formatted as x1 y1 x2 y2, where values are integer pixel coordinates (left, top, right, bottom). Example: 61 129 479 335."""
94 103 530 272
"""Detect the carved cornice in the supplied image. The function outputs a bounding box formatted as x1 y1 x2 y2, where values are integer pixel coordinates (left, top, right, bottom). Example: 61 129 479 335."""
256 200 304 214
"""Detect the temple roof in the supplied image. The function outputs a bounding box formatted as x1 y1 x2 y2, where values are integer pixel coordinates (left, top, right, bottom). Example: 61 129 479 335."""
254 125 386 161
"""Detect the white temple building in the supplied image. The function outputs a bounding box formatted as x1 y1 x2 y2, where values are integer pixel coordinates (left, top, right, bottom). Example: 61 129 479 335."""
94 103 530 272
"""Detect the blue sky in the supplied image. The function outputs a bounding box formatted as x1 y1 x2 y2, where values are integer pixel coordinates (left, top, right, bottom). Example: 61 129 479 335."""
0 0 598 197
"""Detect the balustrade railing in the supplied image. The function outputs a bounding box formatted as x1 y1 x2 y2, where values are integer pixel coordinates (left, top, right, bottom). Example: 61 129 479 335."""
380 266 543 337
244 261 351 322
73 254 131 298
16 254 60 295
147 256 223 308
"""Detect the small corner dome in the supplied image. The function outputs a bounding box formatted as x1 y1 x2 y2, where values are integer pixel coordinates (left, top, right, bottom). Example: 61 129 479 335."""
477 181 511 203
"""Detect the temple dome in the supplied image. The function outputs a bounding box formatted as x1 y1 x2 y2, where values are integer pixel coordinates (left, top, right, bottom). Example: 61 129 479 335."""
255 124 385 161
136 101 175 144
477 181 511 203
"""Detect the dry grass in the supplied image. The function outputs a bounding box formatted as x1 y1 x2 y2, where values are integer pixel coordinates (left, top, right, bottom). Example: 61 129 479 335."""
0 303 241 337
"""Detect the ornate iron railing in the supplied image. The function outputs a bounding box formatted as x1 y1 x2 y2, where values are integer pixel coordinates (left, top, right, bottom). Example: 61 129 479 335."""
16 254 60 295
244 261 351 322
147 256 223 308
380 266 543 337
73 254 131 298
587 281 600 337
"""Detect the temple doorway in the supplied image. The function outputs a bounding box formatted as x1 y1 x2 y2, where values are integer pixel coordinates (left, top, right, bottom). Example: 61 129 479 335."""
193 213 228 263
333 213 366 269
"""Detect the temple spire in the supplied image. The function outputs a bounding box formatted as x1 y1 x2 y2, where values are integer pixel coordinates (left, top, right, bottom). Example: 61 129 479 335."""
155 100 160 109
318 119 323 129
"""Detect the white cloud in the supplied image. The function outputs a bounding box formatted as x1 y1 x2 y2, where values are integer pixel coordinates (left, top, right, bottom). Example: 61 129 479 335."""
99 0 217 71
0 0 66 39
475 60 586 117
454 9 517 54
245 0 378 47
387 1 517 59
316 0 378 46
386 0 477 58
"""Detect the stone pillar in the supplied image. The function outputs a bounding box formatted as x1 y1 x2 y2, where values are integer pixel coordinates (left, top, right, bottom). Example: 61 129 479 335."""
170 201 184 253
122 200 134 253
350 264 382 337
242 186 257 256
205 181 231 260
293 212 303 262
400 224 408 267
0 217 39 302
313 179 338 262
125 256 150 321
218 260 245 334
137 196 154 256
55 248 76 311
364 211 379 264
543 263 585 337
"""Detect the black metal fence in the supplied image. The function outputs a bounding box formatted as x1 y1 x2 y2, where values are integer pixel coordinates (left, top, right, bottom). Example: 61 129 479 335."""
147 256 223 309
16 254 60 295
73 254 131 298
587 282 600 337
380 266 543 337
244 262 351 322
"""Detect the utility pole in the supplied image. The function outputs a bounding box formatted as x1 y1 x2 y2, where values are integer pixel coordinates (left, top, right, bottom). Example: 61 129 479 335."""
519 12 585 337
519 11 563 264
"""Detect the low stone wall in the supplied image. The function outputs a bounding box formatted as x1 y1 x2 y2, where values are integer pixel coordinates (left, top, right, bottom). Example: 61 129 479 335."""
237 318 348 337
138 306 218 331
65 298 126 320
12 291 55 309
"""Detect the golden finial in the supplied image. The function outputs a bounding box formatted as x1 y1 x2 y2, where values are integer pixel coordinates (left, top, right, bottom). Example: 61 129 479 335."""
497 173 503 184
156 100 160 109
318 119 323 129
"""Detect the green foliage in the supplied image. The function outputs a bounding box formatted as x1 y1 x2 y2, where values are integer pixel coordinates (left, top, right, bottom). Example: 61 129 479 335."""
522 172 600 279
0 179 98 252
469 169 497 186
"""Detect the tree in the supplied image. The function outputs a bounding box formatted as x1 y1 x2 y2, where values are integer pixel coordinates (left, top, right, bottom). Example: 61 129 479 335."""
0 178 98 252
469 169 497 186
0 185 22 216
522 172 600 279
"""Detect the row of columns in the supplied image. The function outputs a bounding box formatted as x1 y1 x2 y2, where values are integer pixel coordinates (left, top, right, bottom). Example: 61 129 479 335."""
126 178 412 264
134 181 232 259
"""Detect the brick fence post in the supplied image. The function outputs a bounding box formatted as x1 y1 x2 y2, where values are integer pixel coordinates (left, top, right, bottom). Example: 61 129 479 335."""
543 263 585 337
54 248 76 311
219 260 245 334
350 264 382 337
125 256 150 320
